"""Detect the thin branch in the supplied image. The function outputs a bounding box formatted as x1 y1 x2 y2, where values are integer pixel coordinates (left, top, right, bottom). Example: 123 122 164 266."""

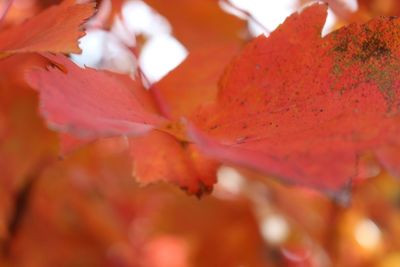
220 0 271 35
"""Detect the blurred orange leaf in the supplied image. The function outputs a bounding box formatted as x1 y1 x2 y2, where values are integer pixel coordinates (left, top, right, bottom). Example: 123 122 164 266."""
0 0 95 57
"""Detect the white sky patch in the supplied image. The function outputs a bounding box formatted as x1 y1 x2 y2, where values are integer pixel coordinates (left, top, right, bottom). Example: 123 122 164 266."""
354 218 382 250
322 8 338 36
71 29 136 74
122 0 171 38
121 0 187 82
225 0 357 37
73 0 361 80
139 34 187 83
112 16 137 47
228 0 296 36
72 30 107 68
215 166 246 195
72 0 186 81
260 214 290 244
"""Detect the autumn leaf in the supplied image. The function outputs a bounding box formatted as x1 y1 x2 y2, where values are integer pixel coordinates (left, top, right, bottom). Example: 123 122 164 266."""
25 53 217 195
144 0 246 118
188 3 400 194
26 53 166 139
151 43 241 120
129 130 218 196
8 1 400 266
144 0 245 50
142 0 247 195
25 1 400 196
0 0 95 58
146 44 240 195
21 0 247 196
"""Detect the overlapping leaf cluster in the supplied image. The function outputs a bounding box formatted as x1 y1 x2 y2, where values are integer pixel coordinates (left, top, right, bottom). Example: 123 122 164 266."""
3 0 400 266
17 0 400 195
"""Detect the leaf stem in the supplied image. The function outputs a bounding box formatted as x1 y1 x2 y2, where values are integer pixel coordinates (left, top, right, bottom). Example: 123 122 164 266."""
220 0 270 35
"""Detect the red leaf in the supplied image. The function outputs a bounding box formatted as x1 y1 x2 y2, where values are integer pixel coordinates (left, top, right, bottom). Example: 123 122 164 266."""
25 53 218 195
26 54 166 139
0 0 95 57
130 130 218 196
189 3 400 193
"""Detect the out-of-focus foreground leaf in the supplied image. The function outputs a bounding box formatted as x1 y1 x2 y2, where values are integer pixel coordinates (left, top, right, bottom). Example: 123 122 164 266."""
0 0 95 57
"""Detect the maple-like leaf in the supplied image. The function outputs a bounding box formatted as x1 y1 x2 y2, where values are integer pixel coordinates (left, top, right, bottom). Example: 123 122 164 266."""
24 53 216 195
25 53 217 195
26 54 166 139
188 3 400 193
0 0 95 57
20 0 246 196
130 130 218 195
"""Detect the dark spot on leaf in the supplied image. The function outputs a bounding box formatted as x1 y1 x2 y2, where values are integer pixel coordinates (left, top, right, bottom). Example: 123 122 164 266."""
354 35 391 62
333 39 349 53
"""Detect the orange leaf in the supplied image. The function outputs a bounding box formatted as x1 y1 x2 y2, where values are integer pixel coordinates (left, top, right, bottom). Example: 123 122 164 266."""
151 43 240 119
130 130 218 196
144 0 245 50
0 0 95 57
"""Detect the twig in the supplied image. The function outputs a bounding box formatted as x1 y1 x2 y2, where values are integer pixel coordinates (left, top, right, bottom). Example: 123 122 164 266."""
220 0 270 35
